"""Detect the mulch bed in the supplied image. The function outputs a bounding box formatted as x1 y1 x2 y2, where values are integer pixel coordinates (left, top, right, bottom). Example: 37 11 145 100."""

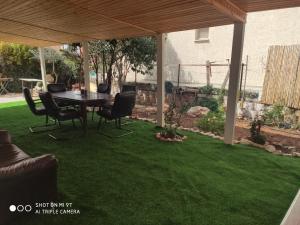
133 104 300 152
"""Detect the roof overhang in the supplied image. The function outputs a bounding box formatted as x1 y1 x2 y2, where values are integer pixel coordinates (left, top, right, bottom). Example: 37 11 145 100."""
0 0 298 46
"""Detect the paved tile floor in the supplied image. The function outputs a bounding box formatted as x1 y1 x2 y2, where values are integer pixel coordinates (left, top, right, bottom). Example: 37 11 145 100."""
0 93 23 103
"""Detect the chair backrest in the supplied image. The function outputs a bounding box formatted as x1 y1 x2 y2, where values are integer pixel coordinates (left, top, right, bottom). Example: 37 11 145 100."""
121 85 136 93
47 83 66 93
39 92 60 118
23 88 38 115
97 83 109 94
111 91 136 118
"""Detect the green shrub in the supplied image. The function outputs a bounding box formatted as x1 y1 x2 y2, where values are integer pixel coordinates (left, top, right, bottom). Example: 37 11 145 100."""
0 43 41 92
199 85 214 95
264 104 284 127
0 43 77 92
197 97 219 112
197 111 225 135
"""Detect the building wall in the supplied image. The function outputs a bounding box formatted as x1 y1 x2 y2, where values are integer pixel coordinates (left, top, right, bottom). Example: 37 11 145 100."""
127 7 300 93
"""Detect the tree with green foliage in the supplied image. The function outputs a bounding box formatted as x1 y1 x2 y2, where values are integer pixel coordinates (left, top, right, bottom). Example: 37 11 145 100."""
60 43 83 86
0 42 40 92
88 37 156 93
31 48 63 82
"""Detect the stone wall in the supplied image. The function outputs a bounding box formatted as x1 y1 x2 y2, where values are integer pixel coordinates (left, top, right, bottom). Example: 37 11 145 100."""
133 83 197 106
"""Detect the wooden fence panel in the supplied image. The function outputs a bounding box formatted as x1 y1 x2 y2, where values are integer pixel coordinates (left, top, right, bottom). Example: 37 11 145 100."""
261 45 300 108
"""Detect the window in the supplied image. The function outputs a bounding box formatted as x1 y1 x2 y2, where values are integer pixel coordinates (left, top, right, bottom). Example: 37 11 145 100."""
195 28 209 43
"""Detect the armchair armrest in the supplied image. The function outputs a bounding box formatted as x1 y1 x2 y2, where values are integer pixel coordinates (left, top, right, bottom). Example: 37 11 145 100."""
0 154 57 179
0 130 11 144
0 154 58 225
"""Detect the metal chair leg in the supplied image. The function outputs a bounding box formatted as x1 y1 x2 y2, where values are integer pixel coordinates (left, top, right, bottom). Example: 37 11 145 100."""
97 117 103 130
92 107 95 121
97 117 133 138
29 116 57 133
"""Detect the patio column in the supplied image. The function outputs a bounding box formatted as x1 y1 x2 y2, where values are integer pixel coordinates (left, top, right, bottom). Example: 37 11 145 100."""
38 47 47 91
156 33 167 127
224 22 245 144
82 41 90 92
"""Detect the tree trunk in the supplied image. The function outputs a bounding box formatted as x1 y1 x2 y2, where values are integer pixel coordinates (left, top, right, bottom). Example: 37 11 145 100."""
95 57 99 87
102 52 106 83
107 67 112 94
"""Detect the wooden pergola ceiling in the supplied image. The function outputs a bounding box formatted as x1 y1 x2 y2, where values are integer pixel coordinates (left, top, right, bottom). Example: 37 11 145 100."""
0 0 298 47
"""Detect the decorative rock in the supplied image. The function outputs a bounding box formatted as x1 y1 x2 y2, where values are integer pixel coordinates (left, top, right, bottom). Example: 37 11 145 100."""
240 138 251 145
292 152 300 157
187 106 210 118
265 145 276 153
273 151 282 155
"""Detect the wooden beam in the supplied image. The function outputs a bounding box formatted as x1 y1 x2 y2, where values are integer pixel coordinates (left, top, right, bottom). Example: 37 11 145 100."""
0 17 95 42
205 0 246 22
156 33 167 127
61 0 157 35
0 31 62 46
224 22 245 144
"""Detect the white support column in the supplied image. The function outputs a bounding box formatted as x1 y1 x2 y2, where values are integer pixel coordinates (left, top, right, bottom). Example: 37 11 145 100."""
156 33 166 127
82 41 90 92
224 22 246 144
38 47 47 91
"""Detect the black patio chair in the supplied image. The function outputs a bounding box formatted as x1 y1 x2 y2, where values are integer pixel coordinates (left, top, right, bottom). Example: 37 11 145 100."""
23 88 55 133
97 91 136 138
121 84 137 93
47 83 67 93
39 92 82 133
97 83 109 94
47 83 78 108
91 83 110 120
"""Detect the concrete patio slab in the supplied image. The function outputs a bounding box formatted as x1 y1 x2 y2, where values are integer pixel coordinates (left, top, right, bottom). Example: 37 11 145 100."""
0 94 24 103
281 189 300 225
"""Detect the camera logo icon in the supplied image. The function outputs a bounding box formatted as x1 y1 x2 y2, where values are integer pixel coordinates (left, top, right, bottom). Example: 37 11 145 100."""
9 205 32 213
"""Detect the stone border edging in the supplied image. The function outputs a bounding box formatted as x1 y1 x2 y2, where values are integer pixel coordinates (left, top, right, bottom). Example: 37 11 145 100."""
133 117 300 158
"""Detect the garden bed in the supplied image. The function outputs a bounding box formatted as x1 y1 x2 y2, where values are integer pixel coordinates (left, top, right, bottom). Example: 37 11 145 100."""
133 105 300 154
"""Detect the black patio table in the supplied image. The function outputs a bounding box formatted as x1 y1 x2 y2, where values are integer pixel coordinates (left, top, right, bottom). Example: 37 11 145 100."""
52 91 112 131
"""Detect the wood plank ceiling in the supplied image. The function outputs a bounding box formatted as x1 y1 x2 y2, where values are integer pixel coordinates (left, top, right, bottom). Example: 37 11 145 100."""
0 0 298 46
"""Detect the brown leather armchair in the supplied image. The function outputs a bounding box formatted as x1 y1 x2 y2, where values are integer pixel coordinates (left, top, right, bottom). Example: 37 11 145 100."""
0 130 58 225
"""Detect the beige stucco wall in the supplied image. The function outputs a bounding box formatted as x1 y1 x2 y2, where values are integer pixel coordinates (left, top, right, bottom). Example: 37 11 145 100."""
127 7 300 93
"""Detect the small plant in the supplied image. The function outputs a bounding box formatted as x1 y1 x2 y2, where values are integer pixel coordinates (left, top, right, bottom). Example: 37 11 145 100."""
217 89 226 105
196 97 219 112
250 117 266 145
264 104 284 127
158 97 187 140
197 111 225 135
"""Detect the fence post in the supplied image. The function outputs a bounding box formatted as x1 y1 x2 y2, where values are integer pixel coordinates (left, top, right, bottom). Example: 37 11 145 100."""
206 60 211 86
177 64 181 88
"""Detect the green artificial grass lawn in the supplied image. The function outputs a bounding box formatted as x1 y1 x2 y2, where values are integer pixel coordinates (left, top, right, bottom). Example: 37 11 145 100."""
1 102 300 225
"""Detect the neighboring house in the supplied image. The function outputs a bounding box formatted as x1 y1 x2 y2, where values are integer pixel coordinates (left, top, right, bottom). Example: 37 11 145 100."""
127 7 300 95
